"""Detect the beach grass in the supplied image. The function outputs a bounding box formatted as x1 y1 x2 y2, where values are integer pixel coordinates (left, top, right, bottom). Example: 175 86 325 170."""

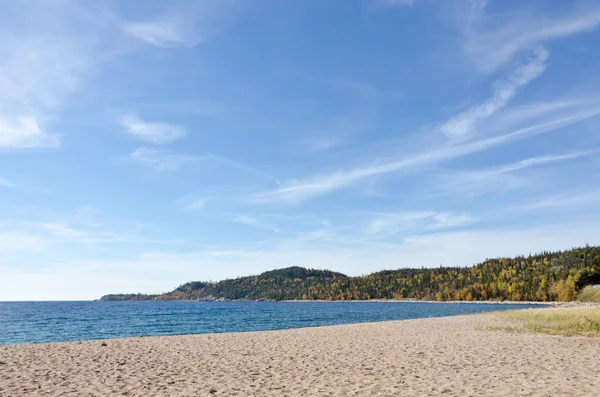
577 286 600 302
491 306 600 337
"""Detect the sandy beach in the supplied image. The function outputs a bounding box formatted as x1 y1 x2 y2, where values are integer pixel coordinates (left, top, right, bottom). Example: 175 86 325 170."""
1 311 599 397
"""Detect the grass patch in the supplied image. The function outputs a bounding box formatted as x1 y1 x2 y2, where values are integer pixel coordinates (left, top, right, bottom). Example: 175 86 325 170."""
578 286 600 302
494 307 600 337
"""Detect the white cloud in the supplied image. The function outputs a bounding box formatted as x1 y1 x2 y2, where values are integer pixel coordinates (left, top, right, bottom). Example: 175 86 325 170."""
120 114 187 144
427 213 476 230
229 215 283 233
440 47 548 139
123 17 200 48
176 196 211 212
129 148 197 171
462 4 600 72
0 114 59 148
379 0 417 6
122 0 241 48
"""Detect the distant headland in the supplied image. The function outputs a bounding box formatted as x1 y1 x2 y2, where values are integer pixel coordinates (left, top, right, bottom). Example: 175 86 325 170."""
100 245 600 303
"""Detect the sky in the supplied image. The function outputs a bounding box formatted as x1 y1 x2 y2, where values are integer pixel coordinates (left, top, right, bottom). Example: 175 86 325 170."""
1 0 600 300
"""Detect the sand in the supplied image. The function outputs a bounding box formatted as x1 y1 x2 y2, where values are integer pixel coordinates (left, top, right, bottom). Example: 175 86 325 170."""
1 312 599 397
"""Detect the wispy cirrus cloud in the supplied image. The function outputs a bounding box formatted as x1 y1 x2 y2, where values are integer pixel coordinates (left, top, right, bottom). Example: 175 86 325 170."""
490 100 583 130
229 215 283 233
440 47 548 139
129 148 198 171
294 116 367 153
507 189 600 214
129 148 255 174
0 212 169 253
461 2 600 72
0 6 94 149
76 205 103 228
120 114 186 145
222 212 330 236
123 17 200 48
122 0 241 48
176 195 212 212
465 151 591 177
134 98 232 117
365 211 476 238
254 103 600 204
0 176 12 187
301 137 344 152
433 151 593 197
379 0 417 6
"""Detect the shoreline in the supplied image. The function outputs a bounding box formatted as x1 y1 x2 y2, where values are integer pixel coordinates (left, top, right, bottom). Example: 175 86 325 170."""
1 310 598 396
97 298 568 305
280 299 555 305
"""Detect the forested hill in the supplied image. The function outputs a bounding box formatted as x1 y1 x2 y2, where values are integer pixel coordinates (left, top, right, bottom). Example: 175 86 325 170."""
99 246 600 302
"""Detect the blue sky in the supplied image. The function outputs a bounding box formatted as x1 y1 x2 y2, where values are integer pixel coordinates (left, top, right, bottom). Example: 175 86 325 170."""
2 0 600 300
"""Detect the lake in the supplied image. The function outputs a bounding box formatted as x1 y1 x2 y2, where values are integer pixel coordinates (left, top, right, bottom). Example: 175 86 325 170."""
0 301 544 345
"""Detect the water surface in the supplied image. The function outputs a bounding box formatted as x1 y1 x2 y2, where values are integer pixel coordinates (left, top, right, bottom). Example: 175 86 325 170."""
0 301 543 345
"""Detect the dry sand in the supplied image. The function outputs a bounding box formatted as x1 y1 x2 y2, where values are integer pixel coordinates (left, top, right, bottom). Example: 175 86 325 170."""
1 312 599 397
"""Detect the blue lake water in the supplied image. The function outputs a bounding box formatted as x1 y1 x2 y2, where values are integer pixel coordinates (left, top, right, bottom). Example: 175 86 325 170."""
0 301 544 345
